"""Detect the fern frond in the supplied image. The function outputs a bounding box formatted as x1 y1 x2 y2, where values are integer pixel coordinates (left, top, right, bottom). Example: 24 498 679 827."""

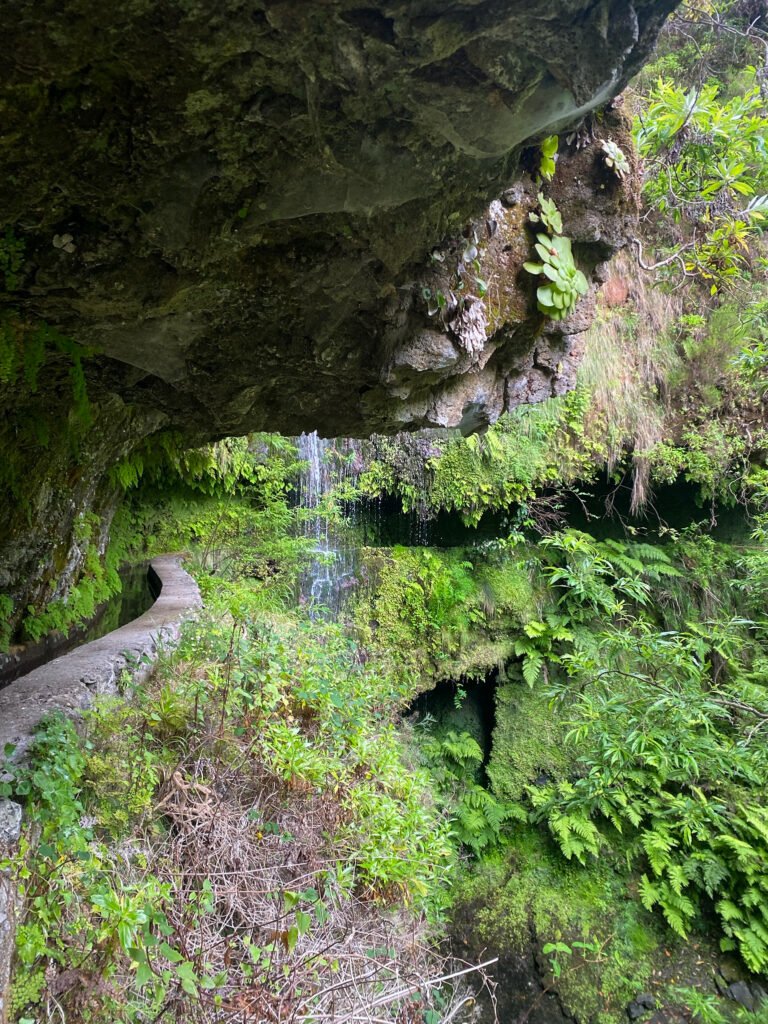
639 874 660 911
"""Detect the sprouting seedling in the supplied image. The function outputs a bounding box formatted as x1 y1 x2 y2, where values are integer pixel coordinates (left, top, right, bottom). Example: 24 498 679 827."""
539 135 559 181
529 193 563 235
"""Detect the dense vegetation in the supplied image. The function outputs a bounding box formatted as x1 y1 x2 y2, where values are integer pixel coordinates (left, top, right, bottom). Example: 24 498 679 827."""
6 3 768 1024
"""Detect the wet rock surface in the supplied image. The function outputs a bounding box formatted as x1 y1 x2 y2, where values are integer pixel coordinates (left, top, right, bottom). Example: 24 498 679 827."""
725 979 767 1012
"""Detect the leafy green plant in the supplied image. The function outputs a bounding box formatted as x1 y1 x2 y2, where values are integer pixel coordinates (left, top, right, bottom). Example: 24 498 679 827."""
0 715 187 1023
530 613 768 972
420 730 526 857
635 69 768 287
3 591 462 1023
542 936 607 979
539 135 559 181
529 193 563 235
524 233 588 320
513 614 573 687
0 594 13 650
600 139 630 179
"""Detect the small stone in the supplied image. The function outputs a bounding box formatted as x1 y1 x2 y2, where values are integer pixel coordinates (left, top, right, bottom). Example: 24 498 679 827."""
500 184 525 208
636 993 656 1010
0 798 22 848
627 1002 646 1020
727 981 757 1013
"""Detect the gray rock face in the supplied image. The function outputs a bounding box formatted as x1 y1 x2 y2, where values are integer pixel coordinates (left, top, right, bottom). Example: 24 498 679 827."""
0 1 677 621
0 800 22 850
727 980 761 1012
1 0 676 439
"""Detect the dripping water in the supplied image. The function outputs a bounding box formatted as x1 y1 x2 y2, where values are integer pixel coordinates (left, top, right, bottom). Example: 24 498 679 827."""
295 432 362 615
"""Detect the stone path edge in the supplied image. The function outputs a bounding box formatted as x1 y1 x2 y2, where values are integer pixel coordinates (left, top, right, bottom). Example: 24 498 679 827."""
0 555 201 1023
0 554 202 761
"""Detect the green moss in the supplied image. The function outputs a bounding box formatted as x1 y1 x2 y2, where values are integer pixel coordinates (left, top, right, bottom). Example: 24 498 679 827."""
358 389 604 525
454 831 662 1024
19 507 135 644
0 594 14 650
487 681 574 801
476 560 539 623
354 544 538 684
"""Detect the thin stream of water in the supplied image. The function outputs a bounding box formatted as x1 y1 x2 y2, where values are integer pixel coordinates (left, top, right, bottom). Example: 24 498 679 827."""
295 432 363 614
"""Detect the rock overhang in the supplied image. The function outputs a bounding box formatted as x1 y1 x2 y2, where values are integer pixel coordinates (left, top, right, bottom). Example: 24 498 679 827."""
1 0 678 440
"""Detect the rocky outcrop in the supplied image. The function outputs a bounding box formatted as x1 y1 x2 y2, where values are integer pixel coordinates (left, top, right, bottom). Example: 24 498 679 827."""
0 1 676 623
373 106 641 433
2 1 674 438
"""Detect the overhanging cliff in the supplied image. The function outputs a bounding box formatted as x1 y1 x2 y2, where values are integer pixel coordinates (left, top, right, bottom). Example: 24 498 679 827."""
0 0 677 627
3 0 675 436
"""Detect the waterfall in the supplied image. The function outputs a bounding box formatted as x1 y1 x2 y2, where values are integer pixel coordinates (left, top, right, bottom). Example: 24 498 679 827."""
295 432 362 614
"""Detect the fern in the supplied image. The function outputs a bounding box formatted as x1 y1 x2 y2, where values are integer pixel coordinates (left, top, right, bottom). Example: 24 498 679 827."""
666 861 688 895
716 898 744 923
452 785 522 855
639 874 661 911
545 810 601 863
735 923 768 973
439 731 483 767
641 829 675 876
522 649 545 687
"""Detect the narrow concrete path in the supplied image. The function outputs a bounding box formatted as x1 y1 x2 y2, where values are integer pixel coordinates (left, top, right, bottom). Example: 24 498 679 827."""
0 555 201 760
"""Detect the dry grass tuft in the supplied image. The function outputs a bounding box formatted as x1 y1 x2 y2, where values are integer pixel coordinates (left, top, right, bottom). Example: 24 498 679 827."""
579 252 683 513
140 752 495 1023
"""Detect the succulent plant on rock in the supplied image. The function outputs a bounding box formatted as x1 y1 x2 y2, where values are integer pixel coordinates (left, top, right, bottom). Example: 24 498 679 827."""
600 139 630 179
523 233 589 320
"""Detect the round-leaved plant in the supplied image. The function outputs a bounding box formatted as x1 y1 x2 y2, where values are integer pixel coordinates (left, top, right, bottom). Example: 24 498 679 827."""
524 233 588 320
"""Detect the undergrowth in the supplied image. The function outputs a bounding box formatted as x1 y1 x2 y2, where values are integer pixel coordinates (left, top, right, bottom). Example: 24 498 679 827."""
2 604 467 1023
355 523 768 990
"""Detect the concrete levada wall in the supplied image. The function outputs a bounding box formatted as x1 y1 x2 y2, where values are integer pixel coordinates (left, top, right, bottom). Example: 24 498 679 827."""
0 555 201 1023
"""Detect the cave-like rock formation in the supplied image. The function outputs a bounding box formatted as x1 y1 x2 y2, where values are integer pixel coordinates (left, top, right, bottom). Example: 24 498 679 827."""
3 0 675 436
0 0 676 628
